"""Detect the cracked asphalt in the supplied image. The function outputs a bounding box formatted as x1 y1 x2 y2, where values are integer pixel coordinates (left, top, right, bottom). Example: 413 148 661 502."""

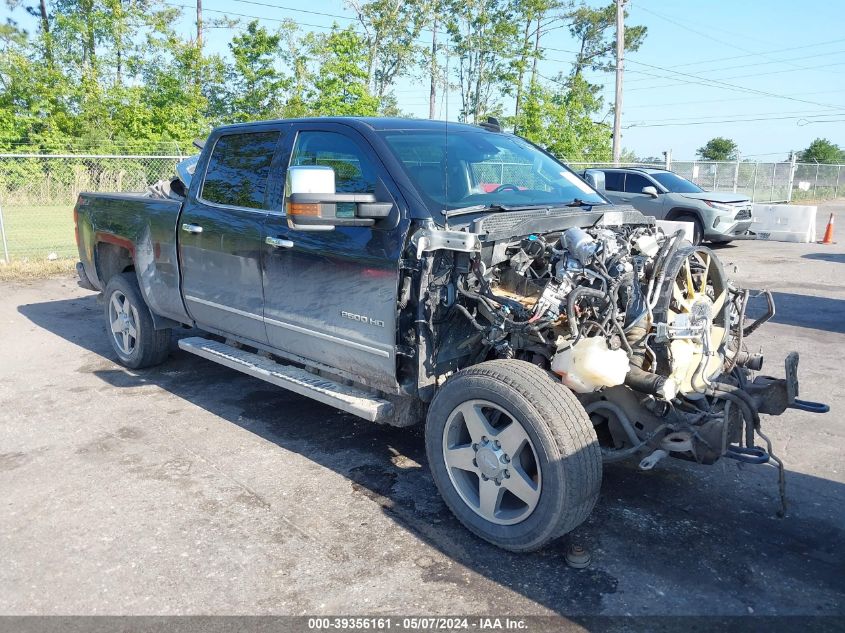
0 201 843 617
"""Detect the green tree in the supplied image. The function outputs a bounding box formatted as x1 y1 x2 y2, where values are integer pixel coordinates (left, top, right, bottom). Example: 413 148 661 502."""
225 20 290 122
347 0 425 105
569 2 647 77
306 26 379 116
618 147 639 163
511 0 571 126
446 0 521 123
515 73 611 161
697 137 738 161
799 138 844 164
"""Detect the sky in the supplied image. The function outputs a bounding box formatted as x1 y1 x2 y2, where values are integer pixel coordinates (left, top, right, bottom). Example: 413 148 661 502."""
4 0 845 160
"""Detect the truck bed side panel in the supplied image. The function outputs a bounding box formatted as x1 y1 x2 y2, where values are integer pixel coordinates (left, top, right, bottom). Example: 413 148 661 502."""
76 193 190 324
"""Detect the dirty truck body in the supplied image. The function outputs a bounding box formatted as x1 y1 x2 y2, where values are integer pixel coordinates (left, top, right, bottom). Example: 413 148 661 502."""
74 117 823 552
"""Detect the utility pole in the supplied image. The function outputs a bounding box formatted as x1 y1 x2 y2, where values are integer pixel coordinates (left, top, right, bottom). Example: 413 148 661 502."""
39 0 53 65
612 0 625 165
786 150 797 203
196 0 203 49
429 11 438 120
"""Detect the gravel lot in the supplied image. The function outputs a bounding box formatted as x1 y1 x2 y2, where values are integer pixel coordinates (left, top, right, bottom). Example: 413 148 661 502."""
1 201 843 618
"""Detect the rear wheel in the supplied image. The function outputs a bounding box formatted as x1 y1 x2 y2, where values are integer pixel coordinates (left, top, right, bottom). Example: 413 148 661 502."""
104 273 170 369
425 360 602 552
676 213 704 245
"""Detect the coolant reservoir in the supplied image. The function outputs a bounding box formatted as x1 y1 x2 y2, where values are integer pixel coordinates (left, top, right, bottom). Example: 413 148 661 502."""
634 234 660 257
551 337 630 393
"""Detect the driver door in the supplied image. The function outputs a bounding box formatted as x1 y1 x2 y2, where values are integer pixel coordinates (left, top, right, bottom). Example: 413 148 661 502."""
260 123 410 390
616 172 667 219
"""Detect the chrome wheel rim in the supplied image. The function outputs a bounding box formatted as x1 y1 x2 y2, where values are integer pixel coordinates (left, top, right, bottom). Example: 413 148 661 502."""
108 290 139 356
442 399 542 525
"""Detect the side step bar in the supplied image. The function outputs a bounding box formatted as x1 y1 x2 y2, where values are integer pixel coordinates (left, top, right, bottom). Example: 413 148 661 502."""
177 337 395 422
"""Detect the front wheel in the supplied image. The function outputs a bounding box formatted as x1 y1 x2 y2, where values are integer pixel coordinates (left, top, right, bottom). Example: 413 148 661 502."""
676 213 704 245
425 360 602 552
103 272 171 369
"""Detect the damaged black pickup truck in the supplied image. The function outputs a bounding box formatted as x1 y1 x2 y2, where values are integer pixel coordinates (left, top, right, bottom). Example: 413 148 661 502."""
74 117 827 552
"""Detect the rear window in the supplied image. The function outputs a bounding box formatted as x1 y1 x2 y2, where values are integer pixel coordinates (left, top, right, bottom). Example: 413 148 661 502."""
603 171 624 191
201 131 281 209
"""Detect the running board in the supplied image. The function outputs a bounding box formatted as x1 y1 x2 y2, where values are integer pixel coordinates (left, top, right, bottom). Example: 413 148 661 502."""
177 337 394 422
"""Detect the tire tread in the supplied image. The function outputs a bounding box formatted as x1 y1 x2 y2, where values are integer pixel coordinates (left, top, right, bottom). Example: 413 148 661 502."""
426 359 601 551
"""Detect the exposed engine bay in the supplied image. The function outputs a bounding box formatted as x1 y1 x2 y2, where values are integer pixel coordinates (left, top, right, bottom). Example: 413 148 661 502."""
412 215 828 513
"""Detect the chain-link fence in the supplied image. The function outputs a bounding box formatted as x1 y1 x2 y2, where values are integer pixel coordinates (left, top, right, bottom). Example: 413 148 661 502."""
0 154 182 261
1 153 844 263
568 160 845 205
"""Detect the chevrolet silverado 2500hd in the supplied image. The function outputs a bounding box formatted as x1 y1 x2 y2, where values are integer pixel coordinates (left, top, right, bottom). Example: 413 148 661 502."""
74 117 826 552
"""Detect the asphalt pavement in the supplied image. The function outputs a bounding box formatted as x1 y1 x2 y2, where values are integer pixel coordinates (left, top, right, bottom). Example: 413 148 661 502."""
0 201 843 618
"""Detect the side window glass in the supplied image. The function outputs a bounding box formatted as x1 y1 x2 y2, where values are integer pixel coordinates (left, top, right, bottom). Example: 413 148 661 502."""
202 131 280 209
624 173 652 193
604 171 624 191
289 131 377 194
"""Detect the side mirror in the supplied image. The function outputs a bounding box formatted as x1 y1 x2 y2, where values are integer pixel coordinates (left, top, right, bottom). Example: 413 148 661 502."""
642 186 659 198
583 170 605 190
286 165 392 231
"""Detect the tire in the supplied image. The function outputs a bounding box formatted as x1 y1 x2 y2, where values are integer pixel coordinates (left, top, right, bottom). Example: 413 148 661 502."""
425 359 602 552
675 213 704 245
103 272 171 369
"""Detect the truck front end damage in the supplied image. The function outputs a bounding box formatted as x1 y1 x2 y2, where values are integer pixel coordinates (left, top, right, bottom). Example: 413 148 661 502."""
410 208 827 513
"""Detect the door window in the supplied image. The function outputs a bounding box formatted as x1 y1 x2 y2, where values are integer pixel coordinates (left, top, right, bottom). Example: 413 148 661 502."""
290 131 377 194
624 173 653 194
201 131 281 209
603 171 624 191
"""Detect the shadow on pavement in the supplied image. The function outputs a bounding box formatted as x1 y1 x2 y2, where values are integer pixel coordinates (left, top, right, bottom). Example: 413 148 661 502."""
745 291 845 335
802 252 845 264
17 294 845 616
707 241 738 250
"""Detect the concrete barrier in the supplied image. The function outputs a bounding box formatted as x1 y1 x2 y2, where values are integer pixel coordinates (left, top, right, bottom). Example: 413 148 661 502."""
752 204 818 243
656 219 695 243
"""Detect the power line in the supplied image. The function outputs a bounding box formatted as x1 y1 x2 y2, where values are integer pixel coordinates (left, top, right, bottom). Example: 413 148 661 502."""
540 48 845 112
634 5 781 54
625 60 845 90
163 2 336 31
620 58 845 112
624 88 845 110
623 48 845 85
624 113 844 128
628 5 845 90
160 3 845 120
229 0 357 23
629 109 839 124
642 37 845 71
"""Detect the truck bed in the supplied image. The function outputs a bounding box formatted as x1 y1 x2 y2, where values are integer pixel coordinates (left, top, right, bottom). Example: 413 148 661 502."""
75 191 190 325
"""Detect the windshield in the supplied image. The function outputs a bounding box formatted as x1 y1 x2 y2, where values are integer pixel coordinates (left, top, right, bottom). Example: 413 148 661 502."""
650 171 704 194
380 129 606 215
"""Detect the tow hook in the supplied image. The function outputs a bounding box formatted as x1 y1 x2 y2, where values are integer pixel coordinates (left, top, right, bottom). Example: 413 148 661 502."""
639 449 668 470
790 399 830 414
725 445 769 464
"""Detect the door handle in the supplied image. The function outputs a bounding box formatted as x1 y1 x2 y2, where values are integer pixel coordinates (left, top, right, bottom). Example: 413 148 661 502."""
265 236 294 248
181 223 203 234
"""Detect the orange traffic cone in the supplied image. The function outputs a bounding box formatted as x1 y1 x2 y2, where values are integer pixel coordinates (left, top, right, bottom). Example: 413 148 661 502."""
820 213 835 244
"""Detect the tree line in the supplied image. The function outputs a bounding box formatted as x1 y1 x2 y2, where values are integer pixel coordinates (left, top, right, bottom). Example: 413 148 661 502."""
696 137 845 164
0 0 646 158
